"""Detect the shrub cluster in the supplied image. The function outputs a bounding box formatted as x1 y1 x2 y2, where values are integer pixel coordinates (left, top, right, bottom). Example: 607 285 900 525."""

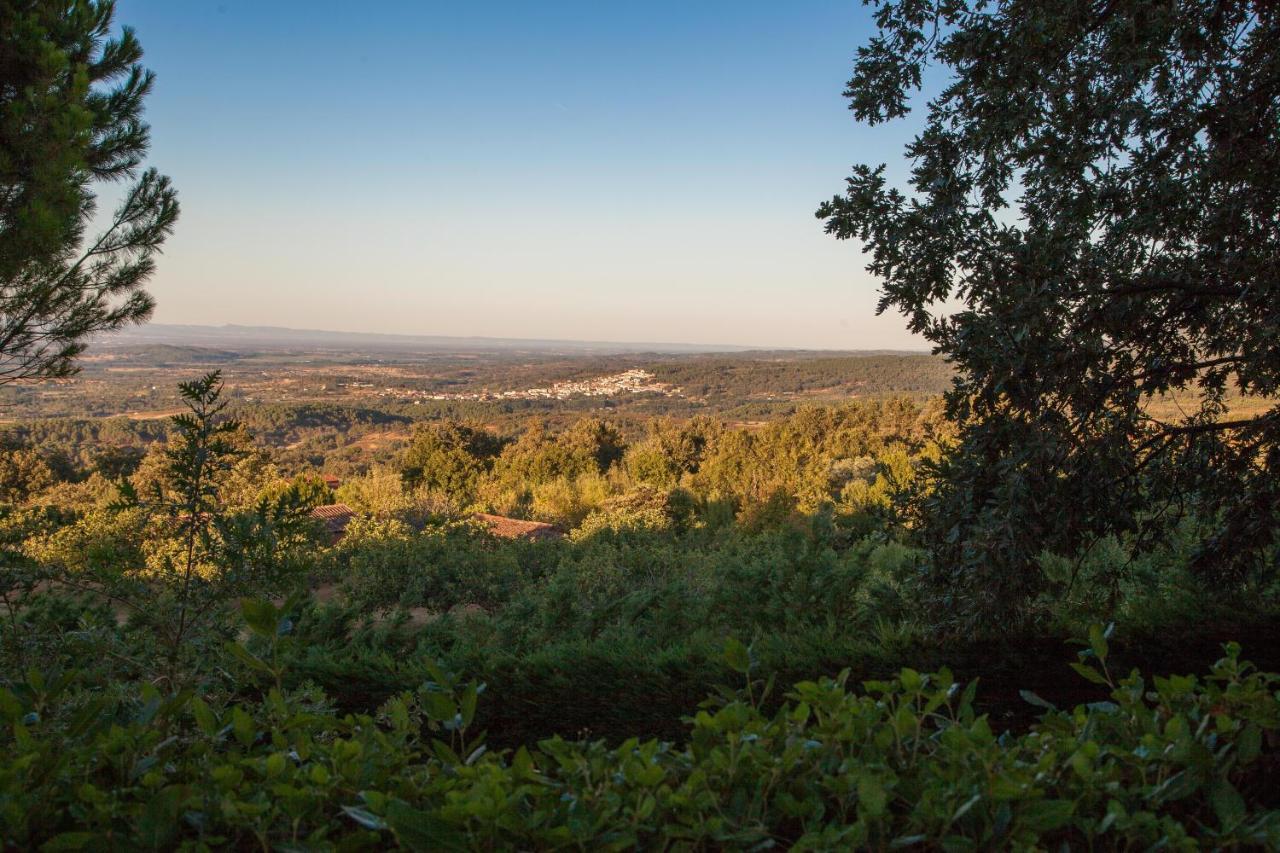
2 616 1276 850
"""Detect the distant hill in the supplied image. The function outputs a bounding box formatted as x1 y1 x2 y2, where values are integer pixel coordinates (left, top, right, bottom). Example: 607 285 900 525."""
96 324 767 356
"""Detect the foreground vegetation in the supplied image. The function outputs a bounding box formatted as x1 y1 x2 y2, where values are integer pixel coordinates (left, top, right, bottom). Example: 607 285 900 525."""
4 373 1278 847
3 0 1279 847
5 607 1278 849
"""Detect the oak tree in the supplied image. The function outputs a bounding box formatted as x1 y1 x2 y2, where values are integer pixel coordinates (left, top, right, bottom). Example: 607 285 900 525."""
820 0 1279 620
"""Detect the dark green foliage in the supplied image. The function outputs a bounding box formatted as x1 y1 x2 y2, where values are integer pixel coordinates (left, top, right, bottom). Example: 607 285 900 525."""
400 421 505 500
90 443 145 480
0 0 178 383
2 626 1278 849
5 378 1279 843
144 372 244 537
0 445 53 503
80 372 317 686
233 402 412 444
820 0 1280 622
321 516 924 644
492 418 625 485
6 0 1280 840
651 353 954 399
1 415 168 456
329 519 539 612
259 472 334 510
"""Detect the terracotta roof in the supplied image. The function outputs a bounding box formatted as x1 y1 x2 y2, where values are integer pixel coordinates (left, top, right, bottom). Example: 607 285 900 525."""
473 512 563 541
310 503 356 536
321 474 341 488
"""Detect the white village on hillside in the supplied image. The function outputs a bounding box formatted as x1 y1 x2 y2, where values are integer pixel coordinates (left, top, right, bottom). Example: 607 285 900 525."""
369 368 681 404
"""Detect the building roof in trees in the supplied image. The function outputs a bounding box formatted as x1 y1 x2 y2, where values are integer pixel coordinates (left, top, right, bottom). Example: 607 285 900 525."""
473 513 563 541
310 503 356 539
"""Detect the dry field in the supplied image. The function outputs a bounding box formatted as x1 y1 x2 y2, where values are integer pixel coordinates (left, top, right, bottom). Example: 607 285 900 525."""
1144 390 1275 424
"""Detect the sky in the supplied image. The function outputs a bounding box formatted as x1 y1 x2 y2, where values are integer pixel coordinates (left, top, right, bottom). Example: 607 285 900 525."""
113 1 929 350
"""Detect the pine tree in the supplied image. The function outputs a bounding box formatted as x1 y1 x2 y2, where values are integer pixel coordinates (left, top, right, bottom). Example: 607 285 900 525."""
0 0 178 384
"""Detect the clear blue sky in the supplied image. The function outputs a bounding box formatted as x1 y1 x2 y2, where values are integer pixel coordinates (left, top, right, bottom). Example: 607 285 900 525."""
115 1 926 349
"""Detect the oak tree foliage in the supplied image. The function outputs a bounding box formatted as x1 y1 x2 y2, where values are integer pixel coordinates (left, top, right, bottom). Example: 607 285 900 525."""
820 0 1280 620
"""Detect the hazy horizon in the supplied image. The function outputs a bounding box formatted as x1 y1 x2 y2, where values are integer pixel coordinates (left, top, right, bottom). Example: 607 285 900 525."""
114 1 928 350
102 320 935 355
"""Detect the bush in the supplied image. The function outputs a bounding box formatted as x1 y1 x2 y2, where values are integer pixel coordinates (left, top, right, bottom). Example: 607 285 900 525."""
2 628 1277 849
331 520 551 612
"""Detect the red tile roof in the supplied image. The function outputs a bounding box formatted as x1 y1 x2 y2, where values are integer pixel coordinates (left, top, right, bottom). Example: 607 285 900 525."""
310 503 356 538
473 512 563 541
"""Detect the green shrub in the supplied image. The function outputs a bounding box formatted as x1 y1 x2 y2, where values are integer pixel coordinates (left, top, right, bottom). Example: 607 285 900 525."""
3 625 1278 849
330 521 554 612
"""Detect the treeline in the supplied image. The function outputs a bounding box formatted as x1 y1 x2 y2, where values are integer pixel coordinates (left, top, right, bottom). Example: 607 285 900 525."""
2 350 955 423
331 396 949 533
651 353 953 399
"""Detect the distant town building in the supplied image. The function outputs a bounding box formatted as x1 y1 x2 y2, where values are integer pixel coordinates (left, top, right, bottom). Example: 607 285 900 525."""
310 503 356 543
321 474 341 489
373 368 680 404
473 512 563 542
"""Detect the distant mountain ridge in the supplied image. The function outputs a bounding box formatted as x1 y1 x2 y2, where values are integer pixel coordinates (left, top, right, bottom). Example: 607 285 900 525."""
97 323 764 355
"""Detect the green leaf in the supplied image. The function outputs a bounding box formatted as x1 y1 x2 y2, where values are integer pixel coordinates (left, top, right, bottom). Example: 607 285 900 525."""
386 800 466 851
191 697 218 736
40 832 98 851
137 786 182 848
858 774 888 818
432 739 462 766
421 658 450 688
1018 798 1074 832
341 806 387 831
724 637 752 675
224 641 272 674
1019 690 1057 712
1069 662 1109 685
957 678 979 719
512 746 535 778
459 682 478 728
1237 724 1262 765
1088 623 1108 661
421 690 455 723
1209 779 1245 829
0 688 22 721
157 690 192 720
240 598 279 638
230 706 255 747
1097 799 1124 834
636 793 656 820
